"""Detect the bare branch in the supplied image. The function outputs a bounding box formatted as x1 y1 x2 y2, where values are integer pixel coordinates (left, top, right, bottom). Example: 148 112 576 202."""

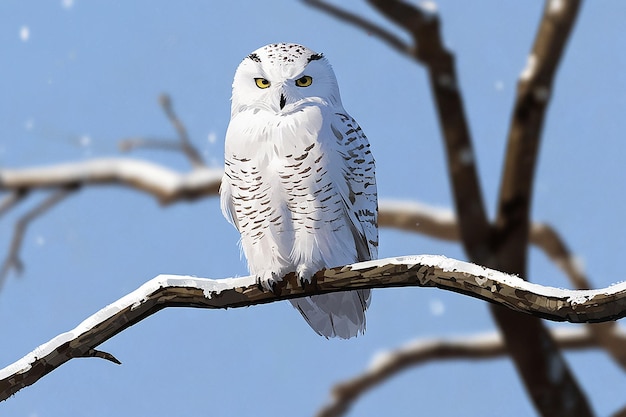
0 158 222 205
612 405 626 417
2 254 626 401
118 137 185 153
0 191 28 218
379 201 626 372
0 188 75 290
317 326 626 417
159 94 205 167
303 0 411 55
368 0 492 260
487 2 587 415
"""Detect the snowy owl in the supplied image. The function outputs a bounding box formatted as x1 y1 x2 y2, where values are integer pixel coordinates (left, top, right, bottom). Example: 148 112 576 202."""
220 43 378 339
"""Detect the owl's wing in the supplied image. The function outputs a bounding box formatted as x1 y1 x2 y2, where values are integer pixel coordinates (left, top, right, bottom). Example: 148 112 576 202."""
330 111 378 261
219 174 240 231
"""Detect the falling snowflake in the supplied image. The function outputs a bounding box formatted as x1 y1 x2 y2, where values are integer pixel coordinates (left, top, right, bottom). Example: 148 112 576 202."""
429 298 445 316
19 26 30 42
61 0 74 9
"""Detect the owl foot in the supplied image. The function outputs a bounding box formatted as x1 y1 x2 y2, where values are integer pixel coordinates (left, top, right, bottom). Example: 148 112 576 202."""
296 265 316 287
256 270 287 292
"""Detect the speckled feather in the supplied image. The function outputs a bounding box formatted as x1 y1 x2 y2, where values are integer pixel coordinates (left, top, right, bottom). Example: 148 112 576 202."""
220 43 377 338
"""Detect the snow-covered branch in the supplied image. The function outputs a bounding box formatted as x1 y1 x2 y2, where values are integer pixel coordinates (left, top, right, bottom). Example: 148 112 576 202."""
0 158 222 204
316 325 626 417
2 254 626 401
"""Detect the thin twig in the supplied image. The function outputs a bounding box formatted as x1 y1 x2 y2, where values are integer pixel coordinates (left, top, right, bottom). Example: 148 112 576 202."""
0 188 75 289
303 0 411 55
158 94 205 167
3 254 626 401
316 326 626 417
118 137 185 153
0 190 28 218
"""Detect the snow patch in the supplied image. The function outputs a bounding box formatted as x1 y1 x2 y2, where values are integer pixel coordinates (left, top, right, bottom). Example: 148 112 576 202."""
0 274 255 379
548 0 564 14
418 1 438 17
520 54 537 81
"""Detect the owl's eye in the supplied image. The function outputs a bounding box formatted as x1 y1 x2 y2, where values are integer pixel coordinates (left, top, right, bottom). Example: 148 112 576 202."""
295 76 313 87
255 78 271 89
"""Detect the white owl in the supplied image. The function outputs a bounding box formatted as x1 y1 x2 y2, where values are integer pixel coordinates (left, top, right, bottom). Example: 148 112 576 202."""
220 43 378 339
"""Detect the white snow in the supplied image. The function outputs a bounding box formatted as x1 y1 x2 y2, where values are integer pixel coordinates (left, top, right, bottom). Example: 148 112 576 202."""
520 54 537 81
494 80 505 91
0 274 255 379
417 1 438 17
548 0 564 14
61 0 74 9
429 298 445 316
19 26 30 42
24 118 35 131
79 135 92 147
3 254 626 381
207 131 217 144
378 200 455 225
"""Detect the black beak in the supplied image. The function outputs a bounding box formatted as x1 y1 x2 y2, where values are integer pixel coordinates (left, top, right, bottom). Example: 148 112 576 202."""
280 94 286 110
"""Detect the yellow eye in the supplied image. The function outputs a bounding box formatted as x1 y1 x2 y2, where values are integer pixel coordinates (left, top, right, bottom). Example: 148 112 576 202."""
295 76 313 87
255 78 271 89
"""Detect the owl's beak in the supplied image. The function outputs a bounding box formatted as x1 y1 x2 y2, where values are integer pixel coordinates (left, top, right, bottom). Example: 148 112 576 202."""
279 94 286 110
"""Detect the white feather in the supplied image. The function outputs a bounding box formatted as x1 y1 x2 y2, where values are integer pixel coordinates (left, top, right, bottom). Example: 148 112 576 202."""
221 43 378 338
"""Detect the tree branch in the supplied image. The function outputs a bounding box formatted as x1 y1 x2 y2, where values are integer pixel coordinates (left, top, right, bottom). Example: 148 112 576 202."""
0 158 222 205
316 325 626 417
2 254 626 401
118 137 186 153
0 190 27 218
117 94 204 167
366 0 492 259
0 188 75 289
487 2 588 416
302 0 412 55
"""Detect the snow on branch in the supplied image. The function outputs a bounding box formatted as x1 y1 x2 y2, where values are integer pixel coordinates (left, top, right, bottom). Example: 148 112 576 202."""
2 254 626 401
0 158 222 204
316 325 626 417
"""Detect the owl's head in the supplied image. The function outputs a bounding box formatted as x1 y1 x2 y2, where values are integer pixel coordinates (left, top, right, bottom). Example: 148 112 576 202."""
231 43 342 116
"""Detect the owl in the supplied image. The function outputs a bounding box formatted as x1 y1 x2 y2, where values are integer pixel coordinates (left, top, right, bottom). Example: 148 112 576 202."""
220 43 378 339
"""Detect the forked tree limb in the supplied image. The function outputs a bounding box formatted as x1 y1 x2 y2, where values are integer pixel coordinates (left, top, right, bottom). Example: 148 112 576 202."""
365 0 492 260
2 254 626 402
316 325 626 417
303 0 412 55
118 94 205 166
0 188 75 290
488 2 587 416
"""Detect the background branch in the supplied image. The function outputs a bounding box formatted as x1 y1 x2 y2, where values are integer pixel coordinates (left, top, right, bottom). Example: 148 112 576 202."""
0 188 75 289
3 254 626 401
317 325 626 417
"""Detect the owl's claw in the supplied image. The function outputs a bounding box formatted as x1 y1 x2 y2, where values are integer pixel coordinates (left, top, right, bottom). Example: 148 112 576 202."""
256 270 281 292
296 265 315 287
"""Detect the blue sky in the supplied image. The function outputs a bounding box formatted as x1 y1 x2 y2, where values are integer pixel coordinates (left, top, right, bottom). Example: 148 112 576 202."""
1 1 626 416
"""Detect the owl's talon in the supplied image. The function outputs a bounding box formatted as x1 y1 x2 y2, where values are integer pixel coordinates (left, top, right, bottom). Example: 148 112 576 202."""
256 271 282 293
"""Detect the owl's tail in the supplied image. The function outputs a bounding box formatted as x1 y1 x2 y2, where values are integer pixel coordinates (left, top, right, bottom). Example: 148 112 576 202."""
290 289 371 339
